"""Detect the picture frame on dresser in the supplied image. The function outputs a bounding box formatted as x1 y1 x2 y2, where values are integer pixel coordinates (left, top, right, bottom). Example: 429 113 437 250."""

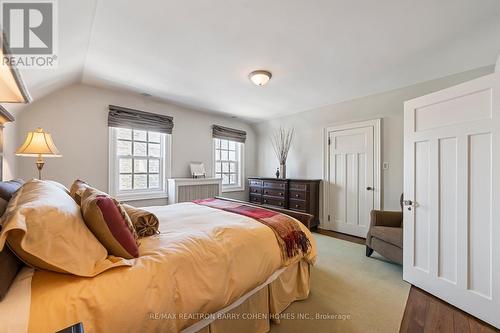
248 177 320 229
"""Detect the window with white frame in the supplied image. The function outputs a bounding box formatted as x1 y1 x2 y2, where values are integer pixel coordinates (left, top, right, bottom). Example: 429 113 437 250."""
109 127 170 200
214 138 244 192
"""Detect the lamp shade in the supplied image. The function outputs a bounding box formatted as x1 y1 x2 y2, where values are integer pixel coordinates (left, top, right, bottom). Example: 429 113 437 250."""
0 35 31 103
16 128 61 157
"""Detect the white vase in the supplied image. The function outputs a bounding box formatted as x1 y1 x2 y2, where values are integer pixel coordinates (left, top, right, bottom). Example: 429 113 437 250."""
279 163 286 179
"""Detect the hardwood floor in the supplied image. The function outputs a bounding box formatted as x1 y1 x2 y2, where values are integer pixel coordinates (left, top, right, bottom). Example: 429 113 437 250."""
314 228 365 245
400 287 498 333
315 229 499 333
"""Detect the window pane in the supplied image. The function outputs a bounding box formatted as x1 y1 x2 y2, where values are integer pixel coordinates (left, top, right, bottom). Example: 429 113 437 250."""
216 149 221 161
215 162 221 172
221 139 228 149
117 128 132 140
149 174 160 189
215 173 222 179
149 132 161 143
149 143 161 157
119 175 132 190
117 140 132 155
134 142 147 156
228 141 236 150
229 174 236 184
229 150 236 161
119 158 132 173
222 174 229 185
222 162 229 173
134 159 148 173
134 174 148 189
229 162 236 173
134 130 147 141
222 150 229 160
149 159 160 173
215 138 221 148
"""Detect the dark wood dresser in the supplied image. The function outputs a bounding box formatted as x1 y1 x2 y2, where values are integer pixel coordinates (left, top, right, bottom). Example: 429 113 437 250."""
248 177 321 229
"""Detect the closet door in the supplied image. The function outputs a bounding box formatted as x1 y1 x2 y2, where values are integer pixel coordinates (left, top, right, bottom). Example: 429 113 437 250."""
403 73 500 328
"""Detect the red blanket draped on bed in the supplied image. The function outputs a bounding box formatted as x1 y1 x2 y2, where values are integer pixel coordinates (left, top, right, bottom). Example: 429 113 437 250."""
194 198 312 265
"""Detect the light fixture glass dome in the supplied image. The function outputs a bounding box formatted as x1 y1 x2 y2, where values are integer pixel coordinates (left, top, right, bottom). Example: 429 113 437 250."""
249 70 272 86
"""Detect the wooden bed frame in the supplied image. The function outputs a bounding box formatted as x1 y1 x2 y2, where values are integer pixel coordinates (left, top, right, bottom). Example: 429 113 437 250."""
215 196 314 229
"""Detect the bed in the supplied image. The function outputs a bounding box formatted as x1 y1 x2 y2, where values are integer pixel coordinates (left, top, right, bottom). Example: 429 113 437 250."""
1 194 316 333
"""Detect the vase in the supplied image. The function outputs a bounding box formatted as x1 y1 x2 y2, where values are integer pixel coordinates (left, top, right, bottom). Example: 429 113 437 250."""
279 163 286 179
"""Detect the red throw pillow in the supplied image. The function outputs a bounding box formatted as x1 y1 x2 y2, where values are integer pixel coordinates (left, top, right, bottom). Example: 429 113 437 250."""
81 188 139 259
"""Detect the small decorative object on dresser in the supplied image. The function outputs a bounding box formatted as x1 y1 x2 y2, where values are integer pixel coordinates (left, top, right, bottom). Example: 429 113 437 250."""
248 177 320 229
270 127 294 179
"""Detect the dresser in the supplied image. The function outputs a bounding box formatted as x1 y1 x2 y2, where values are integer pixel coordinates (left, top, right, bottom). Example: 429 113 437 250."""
248 177 321 229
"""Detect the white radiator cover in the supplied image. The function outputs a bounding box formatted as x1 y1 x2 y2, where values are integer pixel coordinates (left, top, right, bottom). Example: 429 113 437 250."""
496 53 500 73
167 178 222 204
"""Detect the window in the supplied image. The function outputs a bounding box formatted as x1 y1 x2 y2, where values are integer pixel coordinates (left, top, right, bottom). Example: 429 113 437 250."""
214 138 244 192
109 127 170 200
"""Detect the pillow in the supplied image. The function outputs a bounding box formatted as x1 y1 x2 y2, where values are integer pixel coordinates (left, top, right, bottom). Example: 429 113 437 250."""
122 204 160 238
69 179 91 205
0 179 24 301
81 188 139 259
0 180 131 277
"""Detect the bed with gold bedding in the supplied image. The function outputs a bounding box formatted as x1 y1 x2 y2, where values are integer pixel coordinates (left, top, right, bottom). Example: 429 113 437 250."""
19 201 316 333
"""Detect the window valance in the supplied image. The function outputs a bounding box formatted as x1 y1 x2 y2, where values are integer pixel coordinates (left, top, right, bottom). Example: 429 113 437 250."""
212 125 246 143
108 105 174 134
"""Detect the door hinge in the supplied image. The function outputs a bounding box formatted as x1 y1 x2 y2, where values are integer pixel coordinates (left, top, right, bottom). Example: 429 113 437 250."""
327 215 331 221
328 138 331 145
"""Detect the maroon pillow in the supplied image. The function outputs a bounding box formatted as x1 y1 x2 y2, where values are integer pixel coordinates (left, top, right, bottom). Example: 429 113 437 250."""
81 188 139 259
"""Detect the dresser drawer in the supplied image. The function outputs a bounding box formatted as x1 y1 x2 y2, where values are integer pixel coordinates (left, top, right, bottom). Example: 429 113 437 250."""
262 188 285 198
289 199 307 212
249 179 263 187
249 194 262 204
290 190 308 201
262 197 285 208
263 181 287 190
289 182 309 191
249 186 262 195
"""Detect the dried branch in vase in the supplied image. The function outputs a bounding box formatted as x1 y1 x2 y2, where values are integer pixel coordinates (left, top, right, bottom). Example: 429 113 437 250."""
270 127 294 165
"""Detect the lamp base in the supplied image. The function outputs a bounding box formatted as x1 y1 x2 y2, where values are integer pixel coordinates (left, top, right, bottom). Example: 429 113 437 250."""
36 159 44 180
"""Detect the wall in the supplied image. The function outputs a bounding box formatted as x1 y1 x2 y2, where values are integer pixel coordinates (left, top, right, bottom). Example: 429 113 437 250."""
255 65 494 219
13 84 257 205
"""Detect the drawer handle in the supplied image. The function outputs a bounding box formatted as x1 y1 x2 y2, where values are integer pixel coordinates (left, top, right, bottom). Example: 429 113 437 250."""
295 194 300 198
295 204 300 208
264 199 267 203
279 192 283 196
264 190 268 194
279 202 283 206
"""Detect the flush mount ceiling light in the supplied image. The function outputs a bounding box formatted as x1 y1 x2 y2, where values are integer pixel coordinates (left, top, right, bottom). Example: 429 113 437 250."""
248 70 272 86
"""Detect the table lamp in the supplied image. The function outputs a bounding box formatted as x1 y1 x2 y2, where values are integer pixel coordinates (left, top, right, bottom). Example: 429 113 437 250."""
16 128 61 179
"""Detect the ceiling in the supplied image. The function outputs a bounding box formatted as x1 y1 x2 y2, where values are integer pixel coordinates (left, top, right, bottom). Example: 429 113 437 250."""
10 0 500 121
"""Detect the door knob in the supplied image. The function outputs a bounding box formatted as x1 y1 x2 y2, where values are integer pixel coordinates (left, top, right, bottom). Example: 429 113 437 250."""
366 187 373 191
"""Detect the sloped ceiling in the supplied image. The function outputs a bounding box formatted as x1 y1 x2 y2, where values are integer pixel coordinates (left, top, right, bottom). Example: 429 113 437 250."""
6 0 500 121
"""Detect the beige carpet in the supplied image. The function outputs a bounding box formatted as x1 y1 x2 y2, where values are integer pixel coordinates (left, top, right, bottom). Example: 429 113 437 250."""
270 233 410 333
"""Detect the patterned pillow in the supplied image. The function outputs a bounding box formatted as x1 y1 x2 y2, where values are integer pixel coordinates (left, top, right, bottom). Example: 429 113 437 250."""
69 179 91 205
81 188 139 259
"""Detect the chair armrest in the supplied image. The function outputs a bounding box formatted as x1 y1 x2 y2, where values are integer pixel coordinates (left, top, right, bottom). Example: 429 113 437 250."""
370 210 403 228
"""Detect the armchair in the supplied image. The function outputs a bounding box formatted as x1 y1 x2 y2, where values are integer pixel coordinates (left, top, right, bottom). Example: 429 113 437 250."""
365 194 403 265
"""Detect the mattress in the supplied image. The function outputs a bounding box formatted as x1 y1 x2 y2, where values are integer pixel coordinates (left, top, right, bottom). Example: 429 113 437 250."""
25 202 316 332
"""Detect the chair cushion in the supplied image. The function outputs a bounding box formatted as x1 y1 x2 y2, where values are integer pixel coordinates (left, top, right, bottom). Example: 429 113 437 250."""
370 226 403 248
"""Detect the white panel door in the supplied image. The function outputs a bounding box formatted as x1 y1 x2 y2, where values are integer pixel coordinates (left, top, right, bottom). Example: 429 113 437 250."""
325 121 378 238
404 73 500 328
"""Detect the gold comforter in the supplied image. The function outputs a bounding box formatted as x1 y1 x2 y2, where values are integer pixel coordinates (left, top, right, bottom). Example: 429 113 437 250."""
28 202 317 333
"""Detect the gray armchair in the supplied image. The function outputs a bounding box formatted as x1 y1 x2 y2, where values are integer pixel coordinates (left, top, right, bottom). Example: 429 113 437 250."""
365 194 403 265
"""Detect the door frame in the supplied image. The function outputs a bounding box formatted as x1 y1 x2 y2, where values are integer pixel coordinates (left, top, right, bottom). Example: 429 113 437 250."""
322 118 382 230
